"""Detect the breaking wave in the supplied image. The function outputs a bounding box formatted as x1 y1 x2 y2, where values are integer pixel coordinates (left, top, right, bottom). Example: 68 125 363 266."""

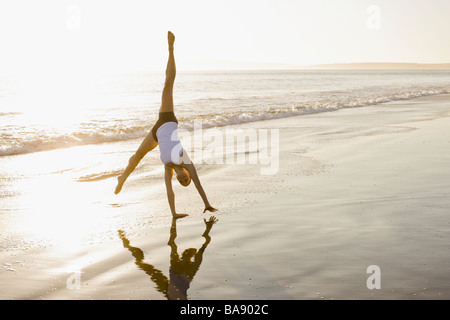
1 85 449 156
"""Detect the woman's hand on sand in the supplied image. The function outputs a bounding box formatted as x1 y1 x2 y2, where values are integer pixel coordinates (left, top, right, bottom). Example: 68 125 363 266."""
203 205 218 213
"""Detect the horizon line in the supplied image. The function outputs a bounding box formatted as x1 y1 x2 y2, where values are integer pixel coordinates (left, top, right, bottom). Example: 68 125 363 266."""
171 60 450 72
2 61 449 76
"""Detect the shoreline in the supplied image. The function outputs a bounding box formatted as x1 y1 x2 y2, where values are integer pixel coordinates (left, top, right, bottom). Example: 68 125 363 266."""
1 94 450 299
2 85 450 159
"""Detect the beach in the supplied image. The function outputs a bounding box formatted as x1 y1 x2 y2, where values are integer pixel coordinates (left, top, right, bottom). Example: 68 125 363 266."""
1 93 449 300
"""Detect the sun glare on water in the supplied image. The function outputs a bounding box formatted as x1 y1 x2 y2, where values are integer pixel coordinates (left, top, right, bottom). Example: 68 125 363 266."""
11 69 107 130
9 146 118 252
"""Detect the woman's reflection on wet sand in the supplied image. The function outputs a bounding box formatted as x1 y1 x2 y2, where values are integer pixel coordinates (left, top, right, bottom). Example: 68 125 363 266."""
118 216 218 300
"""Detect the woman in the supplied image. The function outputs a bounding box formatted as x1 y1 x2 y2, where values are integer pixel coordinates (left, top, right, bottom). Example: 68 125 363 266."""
115 31 217 219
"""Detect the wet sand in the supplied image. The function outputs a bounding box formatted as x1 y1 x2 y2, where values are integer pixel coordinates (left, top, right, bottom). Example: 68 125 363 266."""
1 94 450 299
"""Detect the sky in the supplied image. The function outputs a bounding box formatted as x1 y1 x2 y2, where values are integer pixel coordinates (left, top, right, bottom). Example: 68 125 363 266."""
0 0 449 74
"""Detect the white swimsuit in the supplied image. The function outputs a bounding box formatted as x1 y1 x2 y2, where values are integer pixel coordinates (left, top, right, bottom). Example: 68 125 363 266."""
156 122 184 165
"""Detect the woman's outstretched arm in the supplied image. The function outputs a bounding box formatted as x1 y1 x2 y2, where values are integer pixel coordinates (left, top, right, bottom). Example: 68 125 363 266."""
183 163 217 213
165 166 188 218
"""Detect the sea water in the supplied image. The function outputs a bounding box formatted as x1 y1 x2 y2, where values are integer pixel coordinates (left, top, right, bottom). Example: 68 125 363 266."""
1 69 449 157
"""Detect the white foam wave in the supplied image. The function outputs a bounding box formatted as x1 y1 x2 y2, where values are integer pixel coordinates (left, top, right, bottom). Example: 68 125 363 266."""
179 86 450 130
0 127 150 156
1 85 449 156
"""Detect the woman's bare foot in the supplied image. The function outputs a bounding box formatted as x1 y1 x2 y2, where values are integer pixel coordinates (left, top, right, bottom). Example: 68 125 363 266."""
115 175 126 194
168 31 175 50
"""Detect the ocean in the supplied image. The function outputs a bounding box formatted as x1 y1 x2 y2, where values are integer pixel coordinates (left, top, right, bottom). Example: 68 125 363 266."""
1 69 450 157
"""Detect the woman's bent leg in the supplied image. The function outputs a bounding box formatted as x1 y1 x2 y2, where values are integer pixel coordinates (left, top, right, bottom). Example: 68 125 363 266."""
115 132 158 194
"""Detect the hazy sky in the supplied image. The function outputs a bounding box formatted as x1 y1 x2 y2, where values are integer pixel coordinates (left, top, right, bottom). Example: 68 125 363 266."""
0 0 449 73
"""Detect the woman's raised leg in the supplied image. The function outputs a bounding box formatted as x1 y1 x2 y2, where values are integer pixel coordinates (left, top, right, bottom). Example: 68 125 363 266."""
159 31 176 114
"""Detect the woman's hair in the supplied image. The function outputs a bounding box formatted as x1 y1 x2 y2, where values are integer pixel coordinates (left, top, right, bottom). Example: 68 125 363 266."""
177 168 191 187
